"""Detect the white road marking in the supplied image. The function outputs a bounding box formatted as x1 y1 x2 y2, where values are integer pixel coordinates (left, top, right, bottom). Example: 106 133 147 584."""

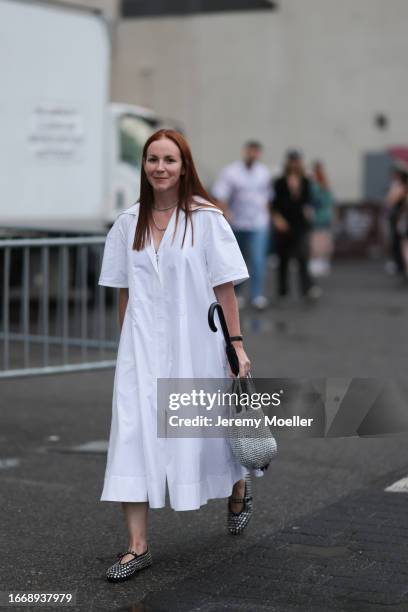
385 476 408 493
70 440 108 453
0 457 20 469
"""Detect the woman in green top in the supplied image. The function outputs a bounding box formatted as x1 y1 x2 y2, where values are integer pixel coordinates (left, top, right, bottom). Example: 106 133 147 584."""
309 161 335 277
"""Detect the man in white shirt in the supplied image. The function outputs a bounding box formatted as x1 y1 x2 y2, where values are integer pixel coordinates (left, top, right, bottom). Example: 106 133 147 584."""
212 141 273 309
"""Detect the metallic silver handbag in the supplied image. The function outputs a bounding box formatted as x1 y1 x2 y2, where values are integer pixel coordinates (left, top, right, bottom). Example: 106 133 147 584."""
208 301 278 473
227 372 278 472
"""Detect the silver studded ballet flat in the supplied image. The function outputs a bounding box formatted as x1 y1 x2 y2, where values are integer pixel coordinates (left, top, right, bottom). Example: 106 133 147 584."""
106 547 153 583
227 472 253 535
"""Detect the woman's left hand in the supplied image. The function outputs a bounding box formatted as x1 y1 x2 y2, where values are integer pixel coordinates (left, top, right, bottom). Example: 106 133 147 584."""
233 344 251 377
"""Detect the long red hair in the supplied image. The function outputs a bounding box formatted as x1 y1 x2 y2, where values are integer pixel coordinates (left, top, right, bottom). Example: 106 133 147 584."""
312 161 330 190
133 129 219 250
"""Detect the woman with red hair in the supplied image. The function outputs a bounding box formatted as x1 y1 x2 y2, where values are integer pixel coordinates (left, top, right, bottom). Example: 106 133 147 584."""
99 130 253 582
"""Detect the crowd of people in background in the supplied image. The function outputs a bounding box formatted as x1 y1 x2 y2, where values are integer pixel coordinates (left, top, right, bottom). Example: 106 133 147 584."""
384 168 408 281
212 141 335 310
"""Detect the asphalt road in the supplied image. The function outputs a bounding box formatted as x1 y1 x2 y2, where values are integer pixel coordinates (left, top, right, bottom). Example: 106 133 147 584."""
1 260 408 611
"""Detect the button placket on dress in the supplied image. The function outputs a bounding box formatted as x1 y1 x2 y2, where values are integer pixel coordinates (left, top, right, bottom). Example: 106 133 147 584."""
148 213 175 380
148 210 179 495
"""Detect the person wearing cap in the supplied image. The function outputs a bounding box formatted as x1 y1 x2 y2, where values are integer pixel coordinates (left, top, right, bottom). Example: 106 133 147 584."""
212 141 273 310
271 150 321 301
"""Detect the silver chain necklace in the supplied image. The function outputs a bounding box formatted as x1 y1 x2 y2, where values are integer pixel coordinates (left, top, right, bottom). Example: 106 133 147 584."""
151 215 167 232
151 201 178 231
152 201 178 211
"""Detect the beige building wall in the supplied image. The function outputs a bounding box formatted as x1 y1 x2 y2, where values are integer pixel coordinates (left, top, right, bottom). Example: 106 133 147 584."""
110 0 408 199
40 0 408 198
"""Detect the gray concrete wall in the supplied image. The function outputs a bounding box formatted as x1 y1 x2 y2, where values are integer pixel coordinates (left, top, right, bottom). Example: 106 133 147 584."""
111 0 408 199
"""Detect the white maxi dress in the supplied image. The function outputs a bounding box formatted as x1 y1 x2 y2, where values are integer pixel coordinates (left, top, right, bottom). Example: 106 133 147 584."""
98 196 249 511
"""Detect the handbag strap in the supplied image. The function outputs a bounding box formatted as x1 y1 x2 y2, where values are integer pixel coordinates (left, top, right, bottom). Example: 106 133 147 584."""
233 371 252 395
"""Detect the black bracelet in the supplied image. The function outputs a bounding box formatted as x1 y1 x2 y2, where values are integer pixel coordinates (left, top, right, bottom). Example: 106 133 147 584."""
230 335 243 342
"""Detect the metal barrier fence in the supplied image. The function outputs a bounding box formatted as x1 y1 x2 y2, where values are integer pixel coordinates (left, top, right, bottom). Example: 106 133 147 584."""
0 236 120 378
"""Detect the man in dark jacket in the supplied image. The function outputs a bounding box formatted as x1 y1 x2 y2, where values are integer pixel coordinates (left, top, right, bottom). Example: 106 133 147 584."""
271 150 320 299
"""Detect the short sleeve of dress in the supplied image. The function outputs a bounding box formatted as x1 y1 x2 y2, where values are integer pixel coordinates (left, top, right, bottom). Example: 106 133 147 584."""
203 211 249 288
98 216 129 288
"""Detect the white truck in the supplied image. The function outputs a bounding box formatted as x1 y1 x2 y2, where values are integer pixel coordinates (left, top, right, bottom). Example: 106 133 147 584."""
0 0 164 234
